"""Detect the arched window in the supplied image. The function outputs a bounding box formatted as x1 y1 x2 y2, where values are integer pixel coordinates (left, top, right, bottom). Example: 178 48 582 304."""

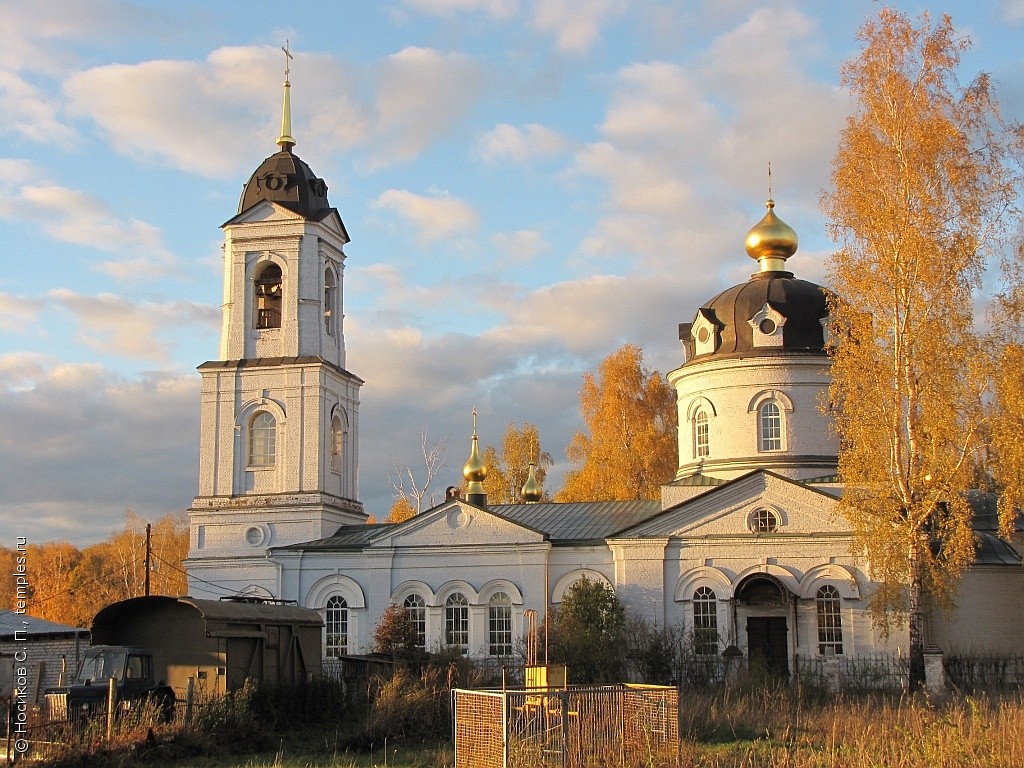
759 401 783 451
693 586 718 655
248 411 276 467
331 415 344 474
325 596 348 657
488 592 513 657
816 585 843 655
324 268 337 336
254 263 283 329
750 508 779 533
403 594 426 649
694 410 710 459
445 593 469 652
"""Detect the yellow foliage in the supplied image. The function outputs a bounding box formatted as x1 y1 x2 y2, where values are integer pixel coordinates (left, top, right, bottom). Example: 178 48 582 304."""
9 510 189 628
482 422 552 504
386 496 416 523
557 344 676 502
821 8 1023 682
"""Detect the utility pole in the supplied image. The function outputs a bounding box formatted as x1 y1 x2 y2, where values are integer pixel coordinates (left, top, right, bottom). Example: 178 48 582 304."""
145 523 152 597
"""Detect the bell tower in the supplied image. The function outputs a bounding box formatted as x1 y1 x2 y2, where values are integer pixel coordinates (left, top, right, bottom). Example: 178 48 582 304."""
186 44 365 598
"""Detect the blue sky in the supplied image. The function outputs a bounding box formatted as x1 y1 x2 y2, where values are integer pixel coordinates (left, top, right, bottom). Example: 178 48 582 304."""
2 0 1023 545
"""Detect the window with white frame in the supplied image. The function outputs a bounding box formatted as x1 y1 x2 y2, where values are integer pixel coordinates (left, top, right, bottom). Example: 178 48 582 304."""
331 415 344 474
325 596 348 657
759 401 783 451
693 587 718 655
324 267 337 336
445 593 469 652
403 593 426 649
488 592 513 657
816 585 843 655
248 411 277 467
694 410 710 458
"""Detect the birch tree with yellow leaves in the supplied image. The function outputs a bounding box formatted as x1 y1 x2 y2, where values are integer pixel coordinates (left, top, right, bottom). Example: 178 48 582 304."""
821 8 1023 689
557 344 676 502
482 422 553 504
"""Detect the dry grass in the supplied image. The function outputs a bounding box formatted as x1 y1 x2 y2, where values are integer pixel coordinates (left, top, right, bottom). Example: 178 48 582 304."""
22 684 1024 767
679 687 1024 768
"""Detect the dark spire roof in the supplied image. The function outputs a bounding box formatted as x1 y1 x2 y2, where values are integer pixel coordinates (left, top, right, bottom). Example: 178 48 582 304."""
681 198 832 361
238 149 332 219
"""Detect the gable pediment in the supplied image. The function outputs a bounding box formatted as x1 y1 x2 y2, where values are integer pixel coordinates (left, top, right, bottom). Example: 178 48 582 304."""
371 500 547 549
222 202 348 240
618 472 845 540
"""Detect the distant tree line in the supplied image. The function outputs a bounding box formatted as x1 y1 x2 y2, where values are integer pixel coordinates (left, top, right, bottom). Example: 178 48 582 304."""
0 510 189 629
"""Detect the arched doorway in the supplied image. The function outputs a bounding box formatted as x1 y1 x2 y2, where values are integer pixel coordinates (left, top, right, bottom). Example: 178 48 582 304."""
735 573 793 677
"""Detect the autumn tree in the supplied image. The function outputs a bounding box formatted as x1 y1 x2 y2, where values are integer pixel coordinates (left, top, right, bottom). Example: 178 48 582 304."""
386 496 417 524
15 511 189 628
482 422 553 504
373 603 421 653
821 9 1023 689
557 344 676 502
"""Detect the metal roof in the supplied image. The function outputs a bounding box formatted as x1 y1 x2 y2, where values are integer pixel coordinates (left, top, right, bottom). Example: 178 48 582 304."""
490 500 661 543
0 612 85 640
92 596 323 634
278 523 390 551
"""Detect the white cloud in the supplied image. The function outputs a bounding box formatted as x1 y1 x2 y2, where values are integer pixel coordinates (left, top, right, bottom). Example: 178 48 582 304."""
370 47 487 167
531 0 626 54
491 229 550 263
0 360 199 544
0 70 79 147
1001 0 1024 21
477 123 570 164
0 181 179 280
371 188 479 243
0 293 42 333
48 289 218 363
402 0 519 19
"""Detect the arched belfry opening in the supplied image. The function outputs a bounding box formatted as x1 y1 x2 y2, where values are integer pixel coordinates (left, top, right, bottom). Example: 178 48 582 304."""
254 263 283 329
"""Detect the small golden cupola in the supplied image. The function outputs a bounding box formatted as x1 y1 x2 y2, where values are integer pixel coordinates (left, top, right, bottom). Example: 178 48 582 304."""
744 198 798 273
520 461 543 503
462 408 488 508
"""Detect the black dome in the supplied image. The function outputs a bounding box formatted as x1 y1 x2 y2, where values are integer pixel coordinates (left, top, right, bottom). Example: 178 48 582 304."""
239 149 331 219
682 270 831 360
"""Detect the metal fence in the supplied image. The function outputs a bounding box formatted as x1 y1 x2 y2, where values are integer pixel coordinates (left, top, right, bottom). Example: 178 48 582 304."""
945 654 1024 691
794 653 909 692
453 684 678 768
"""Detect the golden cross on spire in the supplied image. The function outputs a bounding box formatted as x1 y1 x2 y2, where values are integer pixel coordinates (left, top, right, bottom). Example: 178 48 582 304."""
277 40 296 149
768 161 773 200
472 406 478 437
282 39 293 83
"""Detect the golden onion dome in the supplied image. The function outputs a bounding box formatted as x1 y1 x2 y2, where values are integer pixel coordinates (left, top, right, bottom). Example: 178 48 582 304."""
521 462 543 503
463 409 487 484
744 199 798 271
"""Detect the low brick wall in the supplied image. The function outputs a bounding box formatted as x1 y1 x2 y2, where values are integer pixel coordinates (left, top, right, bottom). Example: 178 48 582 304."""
0 633 89 702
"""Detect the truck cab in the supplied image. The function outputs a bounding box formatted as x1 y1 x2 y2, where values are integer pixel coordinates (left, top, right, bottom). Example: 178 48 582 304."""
45 646 175 722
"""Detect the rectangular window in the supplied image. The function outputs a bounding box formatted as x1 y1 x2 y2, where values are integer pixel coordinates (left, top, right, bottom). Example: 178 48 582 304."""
488 600 513 657
816 586 844 655
693 587 718 655
446 595 469 652
325 598 348 657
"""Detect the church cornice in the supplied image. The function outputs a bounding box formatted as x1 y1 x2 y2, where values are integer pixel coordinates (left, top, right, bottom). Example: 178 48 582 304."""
197 355 364 384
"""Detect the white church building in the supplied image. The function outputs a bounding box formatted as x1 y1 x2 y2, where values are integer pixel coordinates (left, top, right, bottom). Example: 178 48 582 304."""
186 74 1023 676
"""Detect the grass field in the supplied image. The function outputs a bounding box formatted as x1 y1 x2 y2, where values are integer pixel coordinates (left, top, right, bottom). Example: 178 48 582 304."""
27 686 1024 767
